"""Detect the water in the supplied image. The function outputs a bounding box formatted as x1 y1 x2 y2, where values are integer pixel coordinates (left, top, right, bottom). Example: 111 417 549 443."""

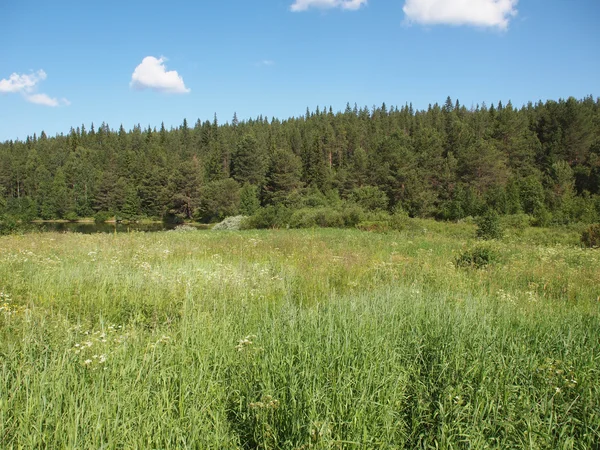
32 222 182 234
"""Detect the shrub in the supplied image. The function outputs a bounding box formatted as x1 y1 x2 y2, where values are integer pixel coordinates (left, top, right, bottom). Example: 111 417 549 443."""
212 215 247 231
169 224 198 233
349 186 389 212
455 245 497 269
242 206 291 229
581 224 600 248
532 206 552 227
0 215 20 235
389 208 410 231
476 210 503 240
340 205 364 227
94 211 112 224
362 210 391 223
501 213 532 231
288 208 344 229
162 211 185 225
65 211 79 222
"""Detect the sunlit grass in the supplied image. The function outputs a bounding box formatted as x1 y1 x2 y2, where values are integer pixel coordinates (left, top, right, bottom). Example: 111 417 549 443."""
1 223 599 448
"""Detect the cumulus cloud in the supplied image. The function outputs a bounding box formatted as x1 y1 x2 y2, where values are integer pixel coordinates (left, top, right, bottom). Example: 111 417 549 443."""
0 70 69 107
25 93 70 107
0 70 47 93
403 0 518 29
130 56 190 94
291 0 367 12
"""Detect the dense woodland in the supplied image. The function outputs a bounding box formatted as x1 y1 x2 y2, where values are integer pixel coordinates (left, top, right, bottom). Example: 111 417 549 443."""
1 96 599 226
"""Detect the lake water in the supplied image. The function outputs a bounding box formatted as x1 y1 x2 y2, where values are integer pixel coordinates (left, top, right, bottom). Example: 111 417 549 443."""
32 222 183 234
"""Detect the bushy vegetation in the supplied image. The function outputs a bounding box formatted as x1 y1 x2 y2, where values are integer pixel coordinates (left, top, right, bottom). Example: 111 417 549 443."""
475 209 504 240
212 215 247 231
0 214 20 235
1 225 599 448
455 244 498 269
581 223 600 248
94 210 112 223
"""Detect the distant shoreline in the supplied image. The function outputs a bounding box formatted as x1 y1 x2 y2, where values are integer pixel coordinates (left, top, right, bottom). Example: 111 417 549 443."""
30 219 164 225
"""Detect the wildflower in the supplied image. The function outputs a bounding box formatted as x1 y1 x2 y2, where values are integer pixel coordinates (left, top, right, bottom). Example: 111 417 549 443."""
249 395 279 410
236 334 257 352
84 359 92 365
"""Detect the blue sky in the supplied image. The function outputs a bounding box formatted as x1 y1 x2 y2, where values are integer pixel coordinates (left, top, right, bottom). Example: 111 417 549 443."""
1 0 599 142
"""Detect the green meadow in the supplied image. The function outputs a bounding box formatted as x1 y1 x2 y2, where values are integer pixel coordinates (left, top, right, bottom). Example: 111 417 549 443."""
1 223 599 449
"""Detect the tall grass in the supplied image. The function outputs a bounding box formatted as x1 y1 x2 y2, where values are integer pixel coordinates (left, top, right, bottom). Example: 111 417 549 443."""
1 224 599 448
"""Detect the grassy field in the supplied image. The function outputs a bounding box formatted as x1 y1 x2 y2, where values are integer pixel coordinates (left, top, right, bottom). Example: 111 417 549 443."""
1 222 599 449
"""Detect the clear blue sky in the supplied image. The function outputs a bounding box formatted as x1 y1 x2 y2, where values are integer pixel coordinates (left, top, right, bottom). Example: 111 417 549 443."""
1 0 599 142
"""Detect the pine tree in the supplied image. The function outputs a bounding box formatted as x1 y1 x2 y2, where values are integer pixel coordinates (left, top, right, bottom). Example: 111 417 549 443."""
231 133 267 186
264 148 303 204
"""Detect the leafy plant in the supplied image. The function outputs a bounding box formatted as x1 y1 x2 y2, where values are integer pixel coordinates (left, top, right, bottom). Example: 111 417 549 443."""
94 211 112 224
212 215 248 231
476 210 503 240
0 215 20 235
455 245 498 269
581 223 600 248
389 207 410 231
65 211 79 222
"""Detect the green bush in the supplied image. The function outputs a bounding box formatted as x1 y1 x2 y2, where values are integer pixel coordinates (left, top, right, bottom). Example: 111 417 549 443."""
288 208 344 229
362 210 391 223
245 206 362 230
389 208 410 231
340 205 364 227
349 186 389 212
455 245 497 269
242 206 292 229
581 224 600 248
65 211 79 222
532 206 552 227
501 213 532 231
0 215 20 235
94 211 112 224
476 210 503 240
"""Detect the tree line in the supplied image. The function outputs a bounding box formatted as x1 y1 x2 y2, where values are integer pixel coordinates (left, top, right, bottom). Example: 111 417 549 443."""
1 96 599 226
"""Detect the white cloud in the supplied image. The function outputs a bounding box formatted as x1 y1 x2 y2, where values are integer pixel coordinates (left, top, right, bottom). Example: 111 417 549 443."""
0 70 69 107
291 0 367 12
0 70 47 94
403 0 518 29
130 56 190 94
256 60 275 67
25 93 70 107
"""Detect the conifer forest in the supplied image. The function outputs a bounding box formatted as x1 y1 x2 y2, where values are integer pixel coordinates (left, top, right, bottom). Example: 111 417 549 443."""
1 96 599 226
